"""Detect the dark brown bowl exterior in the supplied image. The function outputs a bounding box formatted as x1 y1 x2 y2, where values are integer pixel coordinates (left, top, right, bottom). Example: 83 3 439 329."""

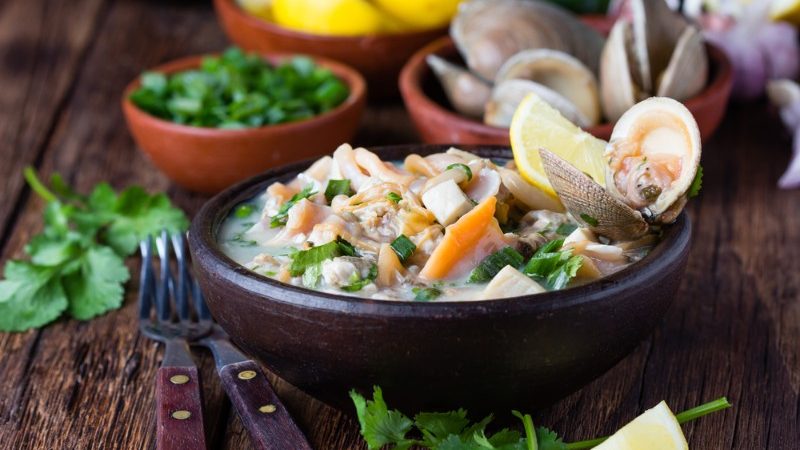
189 145 692 414
121 54 366 194
399 36 733 145
214 0 446 99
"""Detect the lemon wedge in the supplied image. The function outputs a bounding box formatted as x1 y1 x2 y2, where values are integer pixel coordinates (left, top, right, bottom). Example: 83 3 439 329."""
594 401 689 450
509 92 607 201
238 0 273 21
771 0 800 24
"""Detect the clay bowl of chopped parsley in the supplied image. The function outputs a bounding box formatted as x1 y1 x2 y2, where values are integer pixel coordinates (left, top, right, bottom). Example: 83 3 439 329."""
121 47 366 194
187 144 693 414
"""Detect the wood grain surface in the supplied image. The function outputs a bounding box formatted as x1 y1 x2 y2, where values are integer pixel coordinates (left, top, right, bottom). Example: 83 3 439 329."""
0 0 798 449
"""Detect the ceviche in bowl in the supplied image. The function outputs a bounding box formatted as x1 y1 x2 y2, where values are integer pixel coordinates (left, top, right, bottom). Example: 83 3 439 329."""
188 97 698 412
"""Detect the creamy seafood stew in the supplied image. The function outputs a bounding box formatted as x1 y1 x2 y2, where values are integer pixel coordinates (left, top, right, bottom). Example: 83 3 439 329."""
218 144 657 301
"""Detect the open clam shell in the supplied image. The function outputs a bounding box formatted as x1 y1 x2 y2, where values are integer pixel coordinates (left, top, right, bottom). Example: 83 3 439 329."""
539 148 648 241
656 26 708 101
484 79 591 128
426 54 492 118
630 0 689 93
600 20 641 123
495 49 601 126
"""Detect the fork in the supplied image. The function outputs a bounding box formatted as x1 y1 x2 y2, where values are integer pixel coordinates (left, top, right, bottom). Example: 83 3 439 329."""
168 232 313 450
139 232 212 450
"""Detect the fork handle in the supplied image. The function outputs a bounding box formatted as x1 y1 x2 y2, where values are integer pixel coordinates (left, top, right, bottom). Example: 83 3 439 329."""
156 365 207 450
219 360 312 450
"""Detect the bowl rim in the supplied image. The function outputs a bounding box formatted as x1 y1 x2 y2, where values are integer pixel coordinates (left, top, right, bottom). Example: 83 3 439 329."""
189 144 692 317
398 35 733 139
213 0 448 43
121 52 367 137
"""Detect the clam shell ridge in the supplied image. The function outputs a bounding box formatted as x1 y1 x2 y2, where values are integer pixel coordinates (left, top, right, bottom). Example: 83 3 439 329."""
539 148 648 241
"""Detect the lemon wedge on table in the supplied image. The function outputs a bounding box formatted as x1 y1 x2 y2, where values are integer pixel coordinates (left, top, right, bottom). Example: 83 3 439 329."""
771 0 800 24
509 93 607 202
593 401 689 450
272 0 386 36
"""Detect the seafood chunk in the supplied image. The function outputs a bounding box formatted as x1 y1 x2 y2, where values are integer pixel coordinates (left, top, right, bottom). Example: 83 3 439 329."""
422 179 473 226
479 266 545 299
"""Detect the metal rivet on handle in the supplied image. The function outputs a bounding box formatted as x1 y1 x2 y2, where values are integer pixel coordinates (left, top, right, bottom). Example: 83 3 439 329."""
171 410 191 420
170 374 190 385
237 370 257 380
259 404 277 414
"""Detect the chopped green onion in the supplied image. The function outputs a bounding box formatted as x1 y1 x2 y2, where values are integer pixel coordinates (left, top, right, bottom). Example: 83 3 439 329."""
555 223 578 236
579 213 598 227
390 235 416 262
341 264 378 292
445 163 473 181
468 247 525 283
412 287 442 302
235 204 256 218
522 239 582 290
270 185 316 228
324 179 352 202
386 192 402 204
288 236 357 276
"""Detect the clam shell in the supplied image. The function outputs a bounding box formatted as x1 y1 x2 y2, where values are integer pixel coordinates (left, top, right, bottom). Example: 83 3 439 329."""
427 54 492 118
600 20 640 123
495 49 601 126
451 0 604 80
539 148 648 241
656 26 708 100
766 79 800 108
630 0 689 92
484 79 591 128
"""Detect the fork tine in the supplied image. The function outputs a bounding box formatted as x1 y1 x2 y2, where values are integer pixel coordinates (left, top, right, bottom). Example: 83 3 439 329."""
138 236 154 321
192 278 212 321
170 232 191 321
155 231 172 322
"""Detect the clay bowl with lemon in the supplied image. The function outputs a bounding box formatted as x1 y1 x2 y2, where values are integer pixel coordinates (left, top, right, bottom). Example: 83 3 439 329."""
215 0 455 99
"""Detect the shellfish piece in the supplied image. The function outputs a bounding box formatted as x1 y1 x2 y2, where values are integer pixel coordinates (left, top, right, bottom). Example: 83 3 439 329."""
426 54 492 118
630 0 689 92
605 97 702 223
485 79 591 128
656 26 708 101
600 20 641 123
497 167 565 213
451 0 603 80
495 49 602 126
539 148 648 241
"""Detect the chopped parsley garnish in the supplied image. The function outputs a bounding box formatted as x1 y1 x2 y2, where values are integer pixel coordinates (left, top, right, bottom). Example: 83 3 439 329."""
555 223 578 236
390 235 416 262
468 247 524 283
386 192 402 204
412 287 442 302
445 163 473 181
234 204 256 218
341 264 378 292
688 165 703 198
523 239 583 290
270 185 316 228
302 264 323 288
324 179 352 202
288 236 358 276
579 213 598 227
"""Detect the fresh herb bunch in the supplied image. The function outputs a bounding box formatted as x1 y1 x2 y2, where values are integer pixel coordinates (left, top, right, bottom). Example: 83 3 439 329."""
130 47 350 129
0 169 188 332
350 386 732 450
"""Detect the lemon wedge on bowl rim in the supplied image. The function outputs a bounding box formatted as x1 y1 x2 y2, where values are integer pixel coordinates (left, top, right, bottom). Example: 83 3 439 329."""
509 92 607 202
593 401 688 450
771 0 800 24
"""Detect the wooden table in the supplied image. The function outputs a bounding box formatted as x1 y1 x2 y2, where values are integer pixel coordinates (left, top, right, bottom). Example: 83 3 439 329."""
1 0 798 448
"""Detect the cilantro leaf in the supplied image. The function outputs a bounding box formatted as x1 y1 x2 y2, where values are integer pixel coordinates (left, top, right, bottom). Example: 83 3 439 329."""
0 262 68 332
535 427 567 450
289 237 358 276
523 239 582 290
270 185 316 228
688 165 703 198
62 246 130 320
415 410 471 446
103 188 189 255
349 387 416 450
341 264 377 292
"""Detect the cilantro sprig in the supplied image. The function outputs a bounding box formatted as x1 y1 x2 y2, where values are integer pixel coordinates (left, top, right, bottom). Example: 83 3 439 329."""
0 168 188 332
350 386 732 450
270 185 316 228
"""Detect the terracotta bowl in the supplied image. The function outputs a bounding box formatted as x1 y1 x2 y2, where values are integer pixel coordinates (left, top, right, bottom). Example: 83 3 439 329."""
188 144 693 414
214 0 447 100
399 36 733 145
121 54 366 194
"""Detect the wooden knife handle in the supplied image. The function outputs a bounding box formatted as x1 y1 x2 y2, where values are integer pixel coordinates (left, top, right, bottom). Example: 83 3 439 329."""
219 360 312 450
156 366 207 450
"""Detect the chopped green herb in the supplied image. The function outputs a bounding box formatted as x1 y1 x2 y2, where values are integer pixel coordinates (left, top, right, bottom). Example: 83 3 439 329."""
302 264 323 288
288 236 358 276
264 270 277 277
130 47 349 128
579 213 598 227
234 204 256 218
468 247 525 283
412 287 442 302
523 239 583 290
270 185 316 228
390 235 416 262
555 223 578 236
336 236 359 257
688 165 703 198
341 264 378 292
445 163 473 181
386 192 402 204
230 232 258 247
324 179 352 202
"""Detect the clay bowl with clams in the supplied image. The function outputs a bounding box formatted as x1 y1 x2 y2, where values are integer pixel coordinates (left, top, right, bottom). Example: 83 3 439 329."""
121 53 366 194
399 35 733 145
188 144 692 414
214 0 446 100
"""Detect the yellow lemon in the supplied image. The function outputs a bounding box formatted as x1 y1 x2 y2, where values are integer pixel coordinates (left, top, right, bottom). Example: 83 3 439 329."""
238 0 272 21
771 0 800 24
272 0 385 36
373 0 462 30
594 401 688 450
509 92 607 201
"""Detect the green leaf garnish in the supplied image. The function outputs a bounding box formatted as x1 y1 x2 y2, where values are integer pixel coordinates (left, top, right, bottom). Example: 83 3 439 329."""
446 163 473 181
386 192 403 204
555 223 578 236
688 165 703 198
324 179 352 202
341 264 378 292
235 204 256 218
468 247 525 283
390 235 416 262
288 236 358 276
523 239 583 290
270 185 316 228
578 213 598 227
412 287 442 302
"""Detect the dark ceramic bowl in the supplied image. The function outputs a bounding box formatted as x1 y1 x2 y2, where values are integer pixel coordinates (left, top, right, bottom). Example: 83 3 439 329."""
399 36 733 145
188 144 692 414
214 0 447 99
122 53 366 194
